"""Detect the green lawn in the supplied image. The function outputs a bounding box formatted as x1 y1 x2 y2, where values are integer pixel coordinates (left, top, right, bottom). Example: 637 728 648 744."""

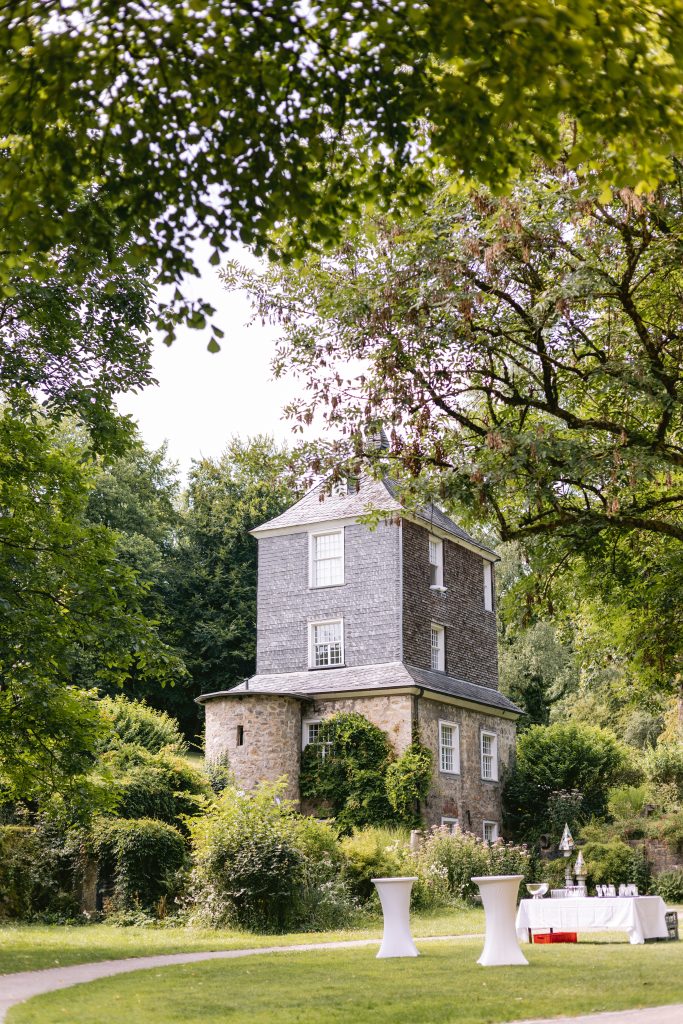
0 908 483 975
8 939 683 1024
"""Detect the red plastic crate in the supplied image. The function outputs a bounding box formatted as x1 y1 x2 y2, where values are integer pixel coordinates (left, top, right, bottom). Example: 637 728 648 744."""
533 932 577 944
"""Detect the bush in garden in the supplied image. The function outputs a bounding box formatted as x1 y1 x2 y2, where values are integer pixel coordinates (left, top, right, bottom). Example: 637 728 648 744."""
607 785 650 821
414 827 533 905
644 743 683 805
385 742 433 826
339 827 410 901
98 696 187 754
581 839 651 891
186 779 355 932
91 817 187 913
101 744 210 831
0 820 84 921
652 868 683 903
300 712 394 831
503 722 634 842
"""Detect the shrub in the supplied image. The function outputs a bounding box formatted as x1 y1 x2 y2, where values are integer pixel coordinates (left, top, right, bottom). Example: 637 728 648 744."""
99 696 187 754
503 722 634 842
581 839 651 891
385 743 433 825
300 712 394 831
0 821 83 921
186 780 354 932
91 817 187 913
659 810 683 854
339 827 409 901
608 785 649 821
652 868 683 903
102 745 210 830
414 827 534 906
644 743 683 802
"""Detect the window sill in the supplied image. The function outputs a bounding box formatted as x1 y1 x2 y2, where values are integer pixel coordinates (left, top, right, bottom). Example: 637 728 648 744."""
439 770 461 777
430 585 448 592
309 582 346 590
307 664 347 671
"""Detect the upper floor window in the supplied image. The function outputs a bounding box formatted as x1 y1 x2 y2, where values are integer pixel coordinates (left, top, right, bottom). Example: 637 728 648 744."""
483 560 493 611
429 536 444 588
430 623 445 671
481 730 498 780
309 619 344 668
438 719 460 774
483 821 499 843
310 529 344 588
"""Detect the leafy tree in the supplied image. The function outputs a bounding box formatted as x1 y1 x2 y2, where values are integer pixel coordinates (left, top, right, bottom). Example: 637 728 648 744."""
503 722 634 842
169 437 299 720
98 696 187 756
0 410 187 806
2 2 683 341
300 712 395 831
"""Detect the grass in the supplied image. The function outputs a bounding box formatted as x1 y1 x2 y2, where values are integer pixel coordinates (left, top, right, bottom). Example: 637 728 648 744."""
8 938 683 1024
0 908 484 975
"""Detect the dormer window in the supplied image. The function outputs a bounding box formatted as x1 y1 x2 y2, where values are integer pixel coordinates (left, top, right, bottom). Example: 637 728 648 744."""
429 536 444 589
331 479 346 497
310 529 344 588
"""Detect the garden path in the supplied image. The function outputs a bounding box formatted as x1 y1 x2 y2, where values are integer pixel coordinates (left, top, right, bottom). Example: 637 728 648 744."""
0 936 681 1024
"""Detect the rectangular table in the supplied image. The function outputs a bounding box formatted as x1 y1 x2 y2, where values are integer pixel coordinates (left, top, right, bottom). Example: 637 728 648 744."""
516 896 670 945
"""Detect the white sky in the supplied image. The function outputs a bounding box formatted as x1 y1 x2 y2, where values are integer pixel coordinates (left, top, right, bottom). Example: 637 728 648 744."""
117 245 309 479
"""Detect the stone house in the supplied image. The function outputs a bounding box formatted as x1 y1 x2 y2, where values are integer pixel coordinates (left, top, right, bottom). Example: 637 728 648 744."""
199 476 523 836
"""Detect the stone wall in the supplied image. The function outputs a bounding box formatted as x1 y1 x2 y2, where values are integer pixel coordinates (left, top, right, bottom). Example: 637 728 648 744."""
203 694 302 800
256 520 402 675
306 692 414 756
416 695 517 833
402 520 499 689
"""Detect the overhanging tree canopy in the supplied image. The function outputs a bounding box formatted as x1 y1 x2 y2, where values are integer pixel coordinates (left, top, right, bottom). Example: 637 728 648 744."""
2 2 683 339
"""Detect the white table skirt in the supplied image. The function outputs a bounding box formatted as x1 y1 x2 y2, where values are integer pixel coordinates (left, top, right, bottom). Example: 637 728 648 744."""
516 896 669 945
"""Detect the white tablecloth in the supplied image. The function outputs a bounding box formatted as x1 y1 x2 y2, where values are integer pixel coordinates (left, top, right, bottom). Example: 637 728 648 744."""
516 896 669 945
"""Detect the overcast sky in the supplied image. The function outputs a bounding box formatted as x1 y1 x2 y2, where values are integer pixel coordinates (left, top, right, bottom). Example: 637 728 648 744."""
117 245 309 479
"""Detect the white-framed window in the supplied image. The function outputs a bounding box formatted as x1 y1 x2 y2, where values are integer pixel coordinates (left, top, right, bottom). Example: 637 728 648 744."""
438 719 460 774
302 718 332 758
441 816 459 833
309 619 344 668
429 536 444 588
483 820 499 843
302 719 322 748
331 479 347 497
481 731 498 781
430 623 445 671
483 560 493 612
310 529 344 588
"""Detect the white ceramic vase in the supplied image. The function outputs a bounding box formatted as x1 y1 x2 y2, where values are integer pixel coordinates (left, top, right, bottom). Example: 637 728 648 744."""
371 876 419 958
471 874 528 966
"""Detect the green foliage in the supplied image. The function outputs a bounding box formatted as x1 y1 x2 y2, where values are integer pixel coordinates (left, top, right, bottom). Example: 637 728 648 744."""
414 828 534 906
581 840 651 892
652 869 683 904
645 743 683 802
91 817 187 913
608 786 650 822
0 821 83 921
385 742 433 825
503 722 633 842
98 697 187 755
3 1 683 354
169 437 299 712
186 781 353 932
102 746 210 832
339 827 409 901
0 411 180 807
300 713 395 831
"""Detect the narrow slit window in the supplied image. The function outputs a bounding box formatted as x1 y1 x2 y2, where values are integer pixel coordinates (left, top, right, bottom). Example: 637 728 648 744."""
236 725 244 747
429 536 444 588
483 560 493 611
430 623 445 671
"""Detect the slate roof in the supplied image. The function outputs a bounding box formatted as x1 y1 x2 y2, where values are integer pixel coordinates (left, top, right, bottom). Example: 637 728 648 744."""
251 476 497 558
197 661 523 716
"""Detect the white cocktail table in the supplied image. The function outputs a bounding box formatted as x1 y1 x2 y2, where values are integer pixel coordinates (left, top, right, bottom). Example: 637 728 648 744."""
516 895 669 945
472 874 528 966
372 877 419 958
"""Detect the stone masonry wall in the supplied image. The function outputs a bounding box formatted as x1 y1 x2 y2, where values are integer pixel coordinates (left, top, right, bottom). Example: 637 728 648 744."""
402 519 498 689
306 693 415 755
204 694 302 800
416 696 517 834
256 520 402 675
